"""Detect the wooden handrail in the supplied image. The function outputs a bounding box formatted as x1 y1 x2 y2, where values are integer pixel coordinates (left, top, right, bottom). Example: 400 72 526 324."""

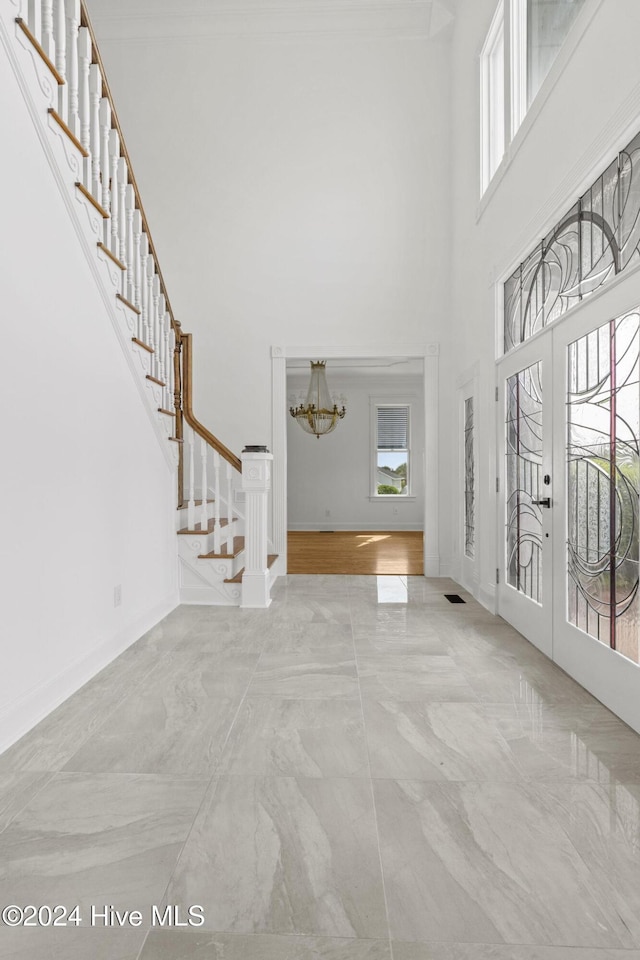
181 334 242 473
80 1 180 342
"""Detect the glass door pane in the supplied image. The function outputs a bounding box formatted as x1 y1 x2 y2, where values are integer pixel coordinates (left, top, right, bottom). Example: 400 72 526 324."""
498 334 553 658
506 361 544 602
567 312 640 664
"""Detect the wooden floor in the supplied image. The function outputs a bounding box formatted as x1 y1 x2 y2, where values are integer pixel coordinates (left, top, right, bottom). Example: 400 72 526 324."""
287 530 424 575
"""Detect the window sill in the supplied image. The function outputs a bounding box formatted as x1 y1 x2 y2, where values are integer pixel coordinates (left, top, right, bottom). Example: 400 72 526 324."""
369 495 416 502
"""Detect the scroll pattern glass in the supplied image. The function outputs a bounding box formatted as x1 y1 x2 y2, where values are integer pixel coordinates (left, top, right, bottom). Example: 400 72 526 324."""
506 362 543 602
464 397 475 559
504 131 640 354
567 311 640 664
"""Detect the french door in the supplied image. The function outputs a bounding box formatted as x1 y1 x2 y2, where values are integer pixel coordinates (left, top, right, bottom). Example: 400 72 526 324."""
497 297 640 732
497 334 554 657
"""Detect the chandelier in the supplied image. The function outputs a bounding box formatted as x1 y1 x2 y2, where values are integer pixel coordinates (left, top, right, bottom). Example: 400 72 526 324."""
289 361 346 438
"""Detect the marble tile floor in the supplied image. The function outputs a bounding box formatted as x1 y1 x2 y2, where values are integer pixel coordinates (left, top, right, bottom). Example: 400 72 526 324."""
1 576 640 959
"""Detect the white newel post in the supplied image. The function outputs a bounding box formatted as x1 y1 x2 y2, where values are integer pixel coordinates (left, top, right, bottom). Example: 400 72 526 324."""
240 448 273 609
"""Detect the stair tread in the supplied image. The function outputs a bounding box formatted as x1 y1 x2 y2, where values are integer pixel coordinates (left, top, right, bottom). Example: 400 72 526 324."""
224 554 278 584
199 536 245 560
178 517 237 535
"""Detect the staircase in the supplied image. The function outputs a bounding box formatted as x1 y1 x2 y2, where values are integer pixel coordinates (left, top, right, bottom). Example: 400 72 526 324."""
3 0 277 606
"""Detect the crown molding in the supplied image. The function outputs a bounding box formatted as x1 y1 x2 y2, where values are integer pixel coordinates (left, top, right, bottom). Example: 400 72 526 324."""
88 0 454 42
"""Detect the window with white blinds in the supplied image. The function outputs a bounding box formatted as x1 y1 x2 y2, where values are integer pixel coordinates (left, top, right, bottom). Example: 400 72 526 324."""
377 407 409 450
374 405 410 496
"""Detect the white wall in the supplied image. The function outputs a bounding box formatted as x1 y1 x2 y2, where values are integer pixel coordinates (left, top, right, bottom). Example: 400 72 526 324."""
0 42 178 751
287 373 424 530
449 0 640 605
86 0 455 573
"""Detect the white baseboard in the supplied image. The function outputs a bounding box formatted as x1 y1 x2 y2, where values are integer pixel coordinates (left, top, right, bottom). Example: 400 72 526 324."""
477 581 497 615
0 594 178 755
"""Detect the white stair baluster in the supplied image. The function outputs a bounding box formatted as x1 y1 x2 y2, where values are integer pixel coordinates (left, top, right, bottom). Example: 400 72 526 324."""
139 234 149 344
133 210 143 340
200 438 208 531
124 184 135 301
213 451 221 554
99 97 111 241
157 293 166 387
88 63 101 201
65 0 80 135
132 208 142 308
165 322 173 411
109 128 120 254
41 0 54 59
27 0 42 44
117 158 127 269
52 0 65 118
187 427 195 531
147 259 156 358
226 462 234 553
77 27 91 187
152 276 161 379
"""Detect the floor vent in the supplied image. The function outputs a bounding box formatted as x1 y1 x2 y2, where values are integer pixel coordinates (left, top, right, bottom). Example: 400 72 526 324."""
444 594 465 604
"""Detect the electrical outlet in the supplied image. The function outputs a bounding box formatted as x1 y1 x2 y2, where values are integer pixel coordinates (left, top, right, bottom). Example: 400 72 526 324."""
114 584 122 607
325 509 331 517
393 507 398 515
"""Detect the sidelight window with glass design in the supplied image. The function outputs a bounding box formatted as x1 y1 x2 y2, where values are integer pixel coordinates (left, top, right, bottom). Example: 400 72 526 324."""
567 311 640 664
464 398 475 558
506 362 543 602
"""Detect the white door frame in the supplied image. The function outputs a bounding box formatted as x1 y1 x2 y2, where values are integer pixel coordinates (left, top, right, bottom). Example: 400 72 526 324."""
271 343 440 577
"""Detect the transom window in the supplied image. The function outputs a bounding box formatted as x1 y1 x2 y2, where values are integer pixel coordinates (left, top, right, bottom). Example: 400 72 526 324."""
503 128 640 353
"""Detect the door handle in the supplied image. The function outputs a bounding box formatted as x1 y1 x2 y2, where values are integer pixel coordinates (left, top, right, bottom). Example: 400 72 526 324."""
532 498 551 508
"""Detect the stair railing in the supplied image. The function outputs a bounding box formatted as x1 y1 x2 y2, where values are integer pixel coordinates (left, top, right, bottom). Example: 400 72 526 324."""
12 0 274 604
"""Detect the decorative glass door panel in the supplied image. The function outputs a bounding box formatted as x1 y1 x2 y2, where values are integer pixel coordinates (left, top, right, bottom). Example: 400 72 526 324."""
506 363 543 602
498 336 553 656
566 312 640 664
464 397 475 559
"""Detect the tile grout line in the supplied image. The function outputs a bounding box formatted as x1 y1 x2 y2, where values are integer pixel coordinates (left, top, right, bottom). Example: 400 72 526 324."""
348 581 396 960
0 771 57 838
